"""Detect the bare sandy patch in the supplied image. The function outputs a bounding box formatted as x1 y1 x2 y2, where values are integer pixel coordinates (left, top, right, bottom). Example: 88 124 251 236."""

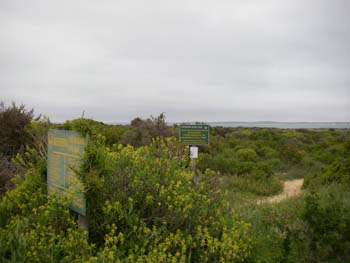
258 179 304 204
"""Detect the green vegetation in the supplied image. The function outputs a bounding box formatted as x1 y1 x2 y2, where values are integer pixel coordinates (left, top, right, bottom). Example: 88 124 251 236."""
0 102 34 195
120 113 174 147
199 127 349 196
0 102 34 157
0 104 349 262
243 184 350 263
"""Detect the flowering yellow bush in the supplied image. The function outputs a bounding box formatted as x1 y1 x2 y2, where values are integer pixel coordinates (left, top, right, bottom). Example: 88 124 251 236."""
0 136 252 262
79 136 252 262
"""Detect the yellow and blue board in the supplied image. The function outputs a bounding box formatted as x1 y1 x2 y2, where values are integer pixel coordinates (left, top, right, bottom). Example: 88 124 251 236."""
47 129 87 215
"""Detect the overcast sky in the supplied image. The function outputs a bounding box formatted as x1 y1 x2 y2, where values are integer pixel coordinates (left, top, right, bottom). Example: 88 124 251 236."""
0 0 349 123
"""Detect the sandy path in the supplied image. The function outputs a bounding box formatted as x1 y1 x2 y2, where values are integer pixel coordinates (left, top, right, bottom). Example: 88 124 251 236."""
258 179 304 204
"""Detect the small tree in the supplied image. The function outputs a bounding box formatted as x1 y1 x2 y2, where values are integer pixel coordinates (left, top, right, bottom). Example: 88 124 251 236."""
121 113 172 147
0 102 34 156
0 102 34 196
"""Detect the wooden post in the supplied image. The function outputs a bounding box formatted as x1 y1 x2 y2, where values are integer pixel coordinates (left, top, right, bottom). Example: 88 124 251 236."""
192 157 196 175
78 214 88 231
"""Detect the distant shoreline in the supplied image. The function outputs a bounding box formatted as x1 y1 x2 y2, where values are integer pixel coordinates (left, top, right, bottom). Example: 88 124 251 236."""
205 122 350 129
108 121 350 129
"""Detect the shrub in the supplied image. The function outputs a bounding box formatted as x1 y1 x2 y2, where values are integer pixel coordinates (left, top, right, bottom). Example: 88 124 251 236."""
0 195 93 263
0 103 44 196
302 186 350 263
0 102 34 157
244 184 350 263
0 156 22 196
0 168 46 228
236 148 257 162
63 118 126 146
0 164 94 262
304 158 350 189
121 113 173 147
79 136 252 262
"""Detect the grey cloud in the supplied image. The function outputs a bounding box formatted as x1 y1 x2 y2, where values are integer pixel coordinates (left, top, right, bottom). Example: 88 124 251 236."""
0 0 349 122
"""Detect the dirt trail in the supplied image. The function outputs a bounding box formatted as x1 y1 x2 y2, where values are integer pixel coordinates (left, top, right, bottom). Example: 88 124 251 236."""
258 179 304 204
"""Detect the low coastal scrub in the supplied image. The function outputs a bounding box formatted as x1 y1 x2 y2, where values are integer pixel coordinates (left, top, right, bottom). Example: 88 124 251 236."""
0 135 252 262
0 105 349 262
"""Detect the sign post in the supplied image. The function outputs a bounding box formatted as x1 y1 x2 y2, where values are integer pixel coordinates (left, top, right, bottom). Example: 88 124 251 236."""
190 146 199 184
47 129 88 229
179 125 209 184
179 124 209 146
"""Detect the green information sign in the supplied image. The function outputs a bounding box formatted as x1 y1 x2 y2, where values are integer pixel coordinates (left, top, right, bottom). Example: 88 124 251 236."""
179 124 209 145
47 129 87 215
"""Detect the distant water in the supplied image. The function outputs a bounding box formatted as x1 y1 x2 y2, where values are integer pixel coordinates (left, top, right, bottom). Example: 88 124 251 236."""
207 122 350 129
111 121 350 129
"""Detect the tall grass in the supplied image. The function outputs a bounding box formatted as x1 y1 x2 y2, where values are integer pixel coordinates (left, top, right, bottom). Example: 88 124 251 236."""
219 174 283 197
242 184 350 263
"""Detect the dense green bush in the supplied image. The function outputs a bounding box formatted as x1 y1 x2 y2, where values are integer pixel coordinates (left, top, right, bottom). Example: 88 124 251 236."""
245 184 350 263
304 158 350 189
236 148 257 162
200 128 349 185
302 186 350 263
0 132 253 262
63 118 126 146
121 113 174 147
0 102 34 157
0 157 21 196
0 102 36 196
198 142 281 196
79 136 252 262
303 134 350 189
0 169 94 263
